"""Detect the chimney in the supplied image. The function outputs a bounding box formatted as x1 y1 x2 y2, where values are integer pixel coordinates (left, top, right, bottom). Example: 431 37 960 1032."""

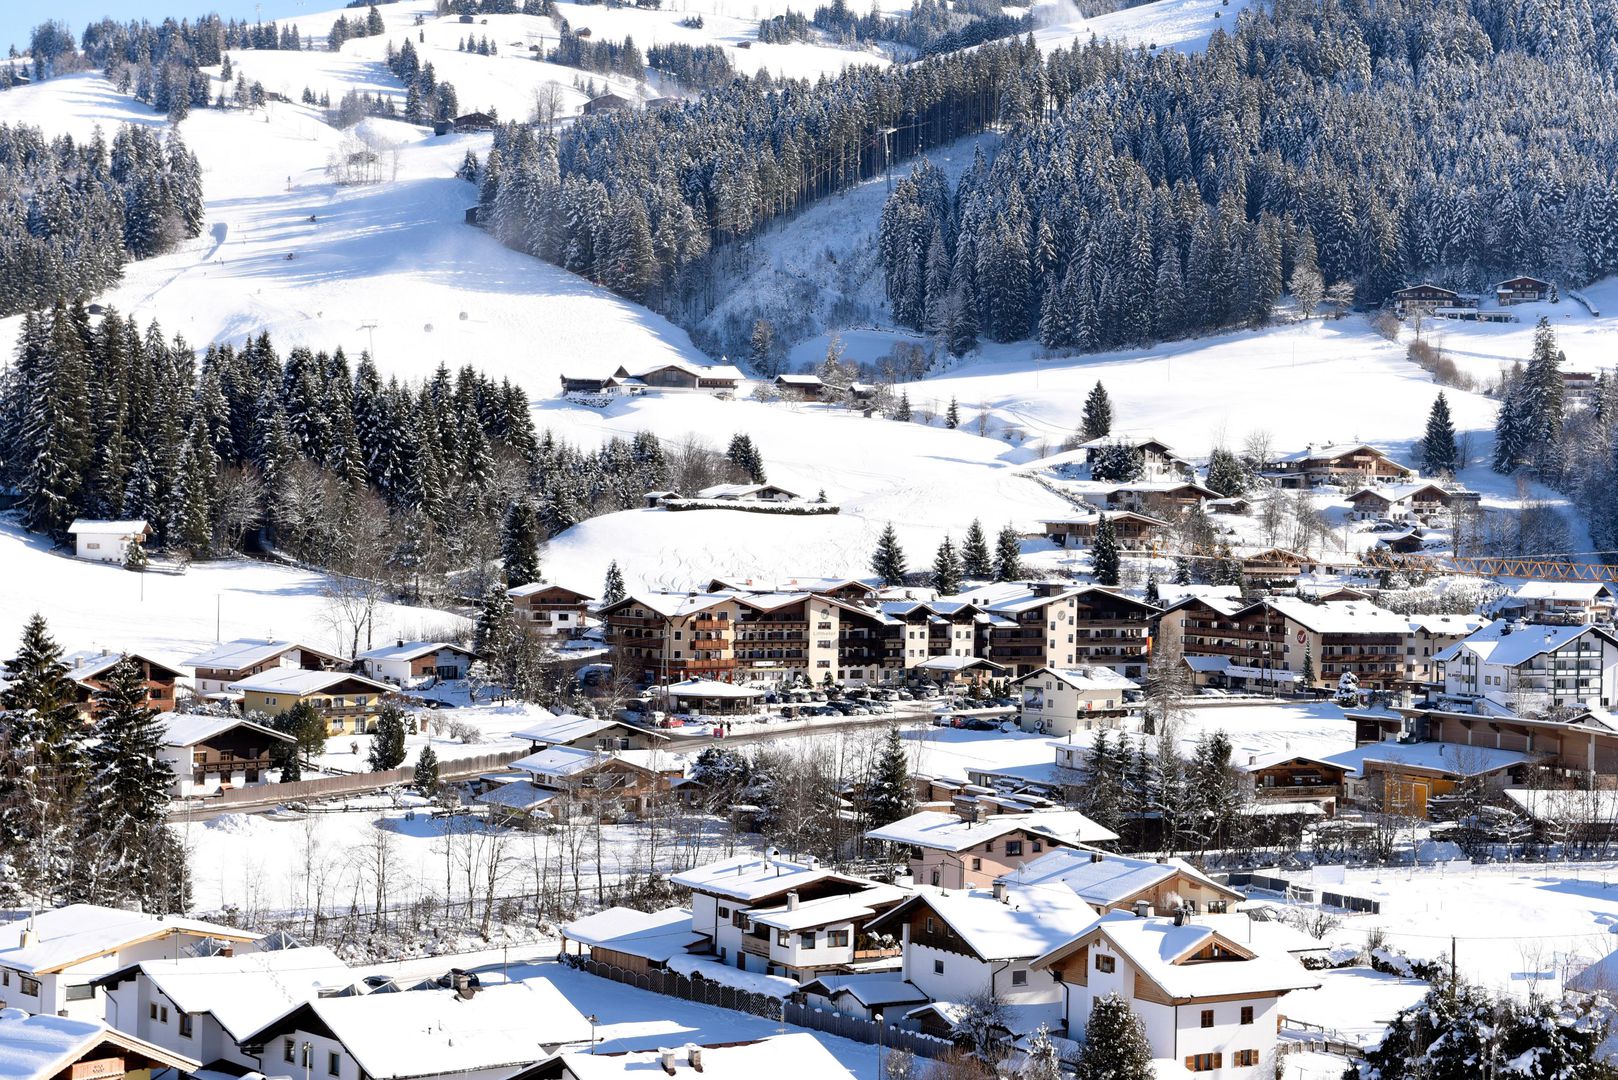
19 928 37 948
660 1049 677 1075
396 639 404 648
992 881 1006 902
787 891 800 911
1132 900 1152 919
688 1046 704 1071
1090 851 1103 864
1173 909 1186 927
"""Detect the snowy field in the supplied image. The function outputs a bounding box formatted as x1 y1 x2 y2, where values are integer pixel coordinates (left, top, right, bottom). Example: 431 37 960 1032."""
1029 0 1257 53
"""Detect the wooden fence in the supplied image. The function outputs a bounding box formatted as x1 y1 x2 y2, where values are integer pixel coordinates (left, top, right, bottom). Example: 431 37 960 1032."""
182 748 529 809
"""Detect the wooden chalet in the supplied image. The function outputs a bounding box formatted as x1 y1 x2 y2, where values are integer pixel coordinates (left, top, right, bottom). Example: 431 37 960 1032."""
1040 511 1170 548
60 650 183 722
1392 283 1478 317
451 111 496 132
508 581 595 639
582 92 632 114
1240 753 1348 815
159 713 294 797
1495 276 1552 305
1240 548 1311 584
1267 442 1412 488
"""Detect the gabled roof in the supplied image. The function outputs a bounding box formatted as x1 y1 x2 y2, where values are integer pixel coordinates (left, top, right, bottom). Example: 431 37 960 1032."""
1435 619 1618 667
513 713 660 746
1014 666 1139 693
1033 911 1319 1001
182 638 345 671
1319 739 1534 778
475 779 558 811
61 649 183 683
244 980 591 1078
600 592 736 619
998 848 1240 907
868 886 1098 962
511 744 605 781
157 711 292 749
798 973 929 1010
775 373 824 386
553 1034 854 1080
1346 482 1453 503
670 852 866 903
561 906 703 963
865 809 1117 851
1263 597 1410 635
356 640 476 663
0 905 260 975
1275 442 1403 466
0 1014 199 1080
66 519 149 534
507 581 595 601
748 884 909 932
228 668 393 697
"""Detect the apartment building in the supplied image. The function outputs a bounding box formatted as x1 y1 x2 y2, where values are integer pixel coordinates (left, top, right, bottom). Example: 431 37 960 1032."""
1435 619 1618 712
601 593 745 684
964 584 1155 680
1013 666 1140 736
866 808 1117 890
1162 596 1410 691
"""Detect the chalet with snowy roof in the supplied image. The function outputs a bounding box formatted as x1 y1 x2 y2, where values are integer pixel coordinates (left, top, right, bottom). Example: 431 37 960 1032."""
528 1033 856 1080
1404 613 1488 686
1081 480 1219 517
1236 751 1350 815
1495 275 1552 305
157 712 293 797
242 979 591 1080
670 852 905 981
1239 548 1313 584
510 745 682 816
0 1013 199 1080
508 582 595 640
558 906 704 975
866 884 1097 1009
182 639 348 700
450 110 496 132
1161 596 1410 692
355 640 477 686
611 361 743 393
1012 666 1139 737
794 973 930 1022
1031 910 1319 1077
1500 582 1616 625
1345 481 1462 524
475 778 559 828
513 712 666 751
582 91 633 114
1039 510 1171 548
691 482 801 503
1434 618 1618 713
558 373 628 395
1266 442 1412 488
65 519 150 563
227 668 395 736
0 905 261 1020
94 946 352 1069
58 650 183 721
1320 737 1542 818
997 848 1241 915
866 808 1117 890
1075 434 1195 482
773 373 825 399
1391 283 1478 317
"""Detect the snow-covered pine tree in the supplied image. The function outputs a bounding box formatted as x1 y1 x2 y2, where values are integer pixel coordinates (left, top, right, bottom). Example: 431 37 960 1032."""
1421 393 1459 476
603 559 626 605
1081 380 1112 440
1074 994 1153 1080
960 519 992 580
864 724 914 828
501 499 543 587
1020 1024 1063 1080
368 703 408 771
413 744 440 795
1091 513 1120 586
931 535 963 594
1206 446 1247 497
945 396 959 429
871 523 907 586
994 524 1023 581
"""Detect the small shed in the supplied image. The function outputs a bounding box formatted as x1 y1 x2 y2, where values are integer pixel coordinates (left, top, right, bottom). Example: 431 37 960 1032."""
66 519 151 563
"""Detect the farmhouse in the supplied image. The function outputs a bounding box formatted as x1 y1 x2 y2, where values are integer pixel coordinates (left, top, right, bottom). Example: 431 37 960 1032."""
65 519 150 564
1040 511 1171 548
1075 434 1195 481
158 712 293 797
611 361 742 394
1495 275 1552 304
508 582 595 640
58 649 183 720
866 808 1117 890
773 373 825 399
227 668 396 735
1391 283 1478 316
355 640 477 685
1345 482 1461 523
1266 443 1412 488
582 91 633 114
183 638 347 700
690 482 803 503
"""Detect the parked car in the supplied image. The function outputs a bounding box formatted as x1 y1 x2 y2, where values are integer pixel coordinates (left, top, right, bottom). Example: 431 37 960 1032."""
962 716 999 731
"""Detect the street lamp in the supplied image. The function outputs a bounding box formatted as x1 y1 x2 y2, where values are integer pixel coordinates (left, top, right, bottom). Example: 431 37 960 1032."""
873 1013 884 1078
586 1014 599 1054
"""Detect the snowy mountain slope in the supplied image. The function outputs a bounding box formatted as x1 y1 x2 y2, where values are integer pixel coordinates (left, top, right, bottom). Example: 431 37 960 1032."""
0 518 467 667
0 73 707 389
1029 0 1256 54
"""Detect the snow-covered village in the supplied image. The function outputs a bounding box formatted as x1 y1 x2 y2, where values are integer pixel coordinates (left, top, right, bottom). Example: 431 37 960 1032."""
5 0 1618 1076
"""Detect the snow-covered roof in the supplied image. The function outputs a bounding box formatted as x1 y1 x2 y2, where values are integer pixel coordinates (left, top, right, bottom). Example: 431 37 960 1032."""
609 592 735 618
475 779 558 811
914 655 1003 673
61 650 128 680
183 638 343 670
511 744 603 780
1511 581 1612 602
665 678 764 698
666 954 799 997
1017 666 1139 692
556 1033 854 1079
748 884 909 932
1264 597 1410 635
506 581 593 600
623 361 743 382
109 946 351 1042
998 849 1237 907
66 519 149 534
0 1013 197 1080
1502 787 1618 823
156 712 291 748
355 640 473 662
775 373 824 385
228 667 393 696
561 907 702 963
1406 613 1487 636
799 973 929 1009
670 851 858 902
1075 432 1182 454
512 713 620 745
1275 443 1399 465
1063 911 1319 1000
1346 482 1450 503
1319 739 1534 778
878 886 1098 961
1436 619 1614 667
250 980 591 1077
865 809 1117 851
0 905 260 975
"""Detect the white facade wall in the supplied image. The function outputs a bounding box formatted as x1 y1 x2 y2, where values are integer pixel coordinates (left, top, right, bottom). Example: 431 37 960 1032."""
75 531 136 563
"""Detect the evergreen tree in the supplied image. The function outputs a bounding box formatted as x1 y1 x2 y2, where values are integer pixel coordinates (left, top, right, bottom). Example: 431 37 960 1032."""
945 396 959 429
501 499 543 586
1081 380 1113 440
893 391 912 422
1020 1025 1063 1080
603 559 626 605
726 433 767 483
1 613 84 778
368 703 408 771
1421 393 1459 476
864 725 914 828
274 700 327 767
994 524 1023 581
871 523 907 586
1074 995 1154 1080
1173 555 1192 585
413 744 441 795
931 535 963 595
474 584 517 662
1091 513 1120 586
749 319 777 376
960 519 992 580
1091 441 1144 483
1206 447 1247 497
1144 574 1160 606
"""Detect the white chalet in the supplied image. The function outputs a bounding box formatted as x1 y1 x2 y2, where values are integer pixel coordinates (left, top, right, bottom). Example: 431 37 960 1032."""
355 640 477 686
1435 619 1618 712
1031 910 1319 1078
997 848 1242 916
65 519 150 563
1013 666 1140 736
866 809 1118 891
